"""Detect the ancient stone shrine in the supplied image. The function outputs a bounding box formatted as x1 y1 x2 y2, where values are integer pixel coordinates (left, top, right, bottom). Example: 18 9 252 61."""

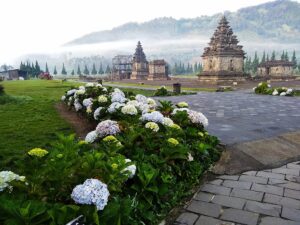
257 60 295 79
148 60 169 80
130 41 149 80
199 16 246 84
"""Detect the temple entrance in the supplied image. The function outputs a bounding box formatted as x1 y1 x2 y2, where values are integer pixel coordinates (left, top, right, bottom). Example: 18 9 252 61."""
266 67 270 75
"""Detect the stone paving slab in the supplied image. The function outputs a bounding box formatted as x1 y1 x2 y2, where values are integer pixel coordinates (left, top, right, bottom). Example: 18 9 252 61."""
174 161 300 225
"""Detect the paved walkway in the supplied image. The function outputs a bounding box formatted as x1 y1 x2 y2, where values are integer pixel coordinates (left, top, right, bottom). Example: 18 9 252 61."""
174 161 300 225
159 90 300 145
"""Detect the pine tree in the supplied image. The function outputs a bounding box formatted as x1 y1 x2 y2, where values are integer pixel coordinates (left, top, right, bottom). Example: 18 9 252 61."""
105 65 111 74
71 69 75 75
281 51 285 60
53 66 57 75
292 50 297 69
252 52 259 73
261 51 266 64
91 63 97 75
199 63 203 72
98 63 104 74
84 65 89 75
271 51 276 60
77 65 82 75
61 63 67 75
266 54 270 62
284 51 289 61
45 63 49 73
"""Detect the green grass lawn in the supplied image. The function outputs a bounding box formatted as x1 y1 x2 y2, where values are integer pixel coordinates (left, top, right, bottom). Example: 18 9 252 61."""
0 80 168 170
0 80 80 170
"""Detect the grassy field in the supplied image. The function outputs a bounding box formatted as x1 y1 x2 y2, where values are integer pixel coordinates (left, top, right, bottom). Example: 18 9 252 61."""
0 80 160 169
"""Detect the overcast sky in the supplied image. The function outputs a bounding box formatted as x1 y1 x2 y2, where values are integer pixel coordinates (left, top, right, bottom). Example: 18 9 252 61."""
0 0 296 63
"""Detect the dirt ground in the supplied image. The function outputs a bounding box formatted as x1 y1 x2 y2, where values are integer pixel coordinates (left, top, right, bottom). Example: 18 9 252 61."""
55 103 97 139
112 78 300 89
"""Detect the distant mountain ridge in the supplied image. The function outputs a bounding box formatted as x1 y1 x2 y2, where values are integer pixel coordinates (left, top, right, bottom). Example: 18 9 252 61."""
67 0 300 45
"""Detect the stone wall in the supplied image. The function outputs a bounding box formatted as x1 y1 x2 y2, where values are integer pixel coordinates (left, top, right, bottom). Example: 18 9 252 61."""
257 66 293 77
203 56 244 73
130 62 149 80
148 64 167 80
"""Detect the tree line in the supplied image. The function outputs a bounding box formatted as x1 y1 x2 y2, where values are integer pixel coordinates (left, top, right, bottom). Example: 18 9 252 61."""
244 50 298 74
171 62 203 75
20 61 112 76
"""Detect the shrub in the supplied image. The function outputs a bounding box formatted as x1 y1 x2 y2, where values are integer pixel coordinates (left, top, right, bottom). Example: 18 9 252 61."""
0 83 221 225
0 85 4 95
253 82 295 96
154 86 169 96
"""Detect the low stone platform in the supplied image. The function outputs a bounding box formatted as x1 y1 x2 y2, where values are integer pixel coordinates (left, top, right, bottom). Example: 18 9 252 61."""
174 161 300 225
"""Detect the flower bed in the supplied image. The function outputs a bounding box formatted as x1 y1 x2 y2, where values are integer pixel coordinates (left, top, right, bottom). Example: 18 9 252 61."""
0 83 220 225
253 82 296 96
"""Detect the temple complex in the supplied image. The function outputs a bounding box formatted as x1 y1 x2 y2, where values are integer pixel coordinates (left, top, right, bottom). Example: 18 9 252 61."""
257 60 295 79
148 60 169 80
199 16 246 84
130 41 149 80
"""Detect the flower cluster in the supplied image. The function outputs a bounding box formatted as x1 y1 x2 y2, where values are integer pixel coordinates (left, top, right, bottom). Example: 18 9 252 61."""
141 111 164 123
121 104 138 115
98 95 108 103
85 131 98 143
107 102 125 113
93 107 103 120
111 89 126 103
177 102 189 108
0 171 25 192
28 148 49 158
122 159 136 178
188 110 209 127
71 179 110 211
95 120 120 138
167 138 179 146
254 82 295 97
145 122 159 132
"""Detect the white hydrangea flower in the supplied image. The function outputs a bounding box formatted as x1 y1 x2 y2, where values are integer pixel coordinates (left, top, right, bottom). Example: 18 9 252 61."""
141 111 164 123
121 104 138 115
74 101 83 111
61 95 66 101
258 82 263 87
172 108 190 115
287 88 293 95
135 94 147 103
95 120 120 137
94 107 103 120
188 110 209 127
86 106 93 114
107 102 125 113
0 171 25 192
71 179 110 211
162 117 174 127
75 89 85 96
272 89 278 96
96 84 103 87
83 98 93 107
127 100 139 107
79 86 85 90
187 152 194 162
139 104 151 114
267 84 271 88
85 82 95 87
102 87 107 92
85 130 98 143
111 92 126 103
67 89 77 96
145 122 159 132
147 98 156 107
280 92 287 96
177 102 189 108
98 95 108 103
252 87 256 91
122 159 136 178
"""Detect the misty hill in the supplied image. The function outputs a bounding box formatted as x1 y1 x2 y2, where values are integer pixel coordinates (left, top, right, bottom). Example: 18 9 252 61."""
67 0 300 46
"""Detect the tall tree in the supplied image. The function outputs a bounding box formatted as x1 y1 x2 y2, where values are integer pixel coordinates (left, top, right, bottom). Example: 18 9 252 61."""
45 63 49 73
252 52 259 73
83 65 89 75
77 65 82 75
292 50 297 69
281 51 285 60
261 51 266 64
105 65 111 74
284 51 289 61
98 63 104 74
91 63 97 75
61 63 67 75
71 69 75 75
271 51 276 60
53 66 57 75
266 54 270 62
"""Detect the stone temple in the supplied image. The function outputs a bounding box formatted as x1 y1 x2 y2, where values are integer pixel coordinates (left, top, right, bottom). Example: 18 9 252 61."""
199 16 246 84
130 41 149 80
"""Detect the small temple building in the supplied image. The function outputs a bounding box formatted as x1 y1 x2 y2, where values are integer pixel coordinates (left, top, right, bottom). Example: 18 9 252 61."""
257 60 295 79
199 16 246 84
148 60 169 80
130 41 149 80
111 55 132 80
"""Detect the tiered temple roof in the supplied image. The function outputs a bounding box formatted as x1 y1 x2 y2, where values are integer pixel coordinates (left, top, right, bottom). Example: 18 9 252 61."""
202 16 245 58
132 41 147 63
258 60 295 68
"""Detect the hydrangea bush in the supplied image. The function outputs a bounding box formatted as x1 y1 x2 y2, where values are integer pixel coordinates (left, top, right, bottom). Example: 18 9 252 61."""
0 83 220 225
253 82 296 96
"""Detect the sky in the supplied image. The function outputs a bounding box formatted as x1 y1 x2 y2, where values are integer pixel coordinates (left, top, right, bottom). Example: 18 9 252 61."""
0 0 296 64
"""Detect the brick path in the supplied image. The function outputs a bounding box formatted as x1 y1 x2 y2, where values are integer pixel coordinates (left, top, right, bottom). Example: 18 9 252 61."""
174 161 300 225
